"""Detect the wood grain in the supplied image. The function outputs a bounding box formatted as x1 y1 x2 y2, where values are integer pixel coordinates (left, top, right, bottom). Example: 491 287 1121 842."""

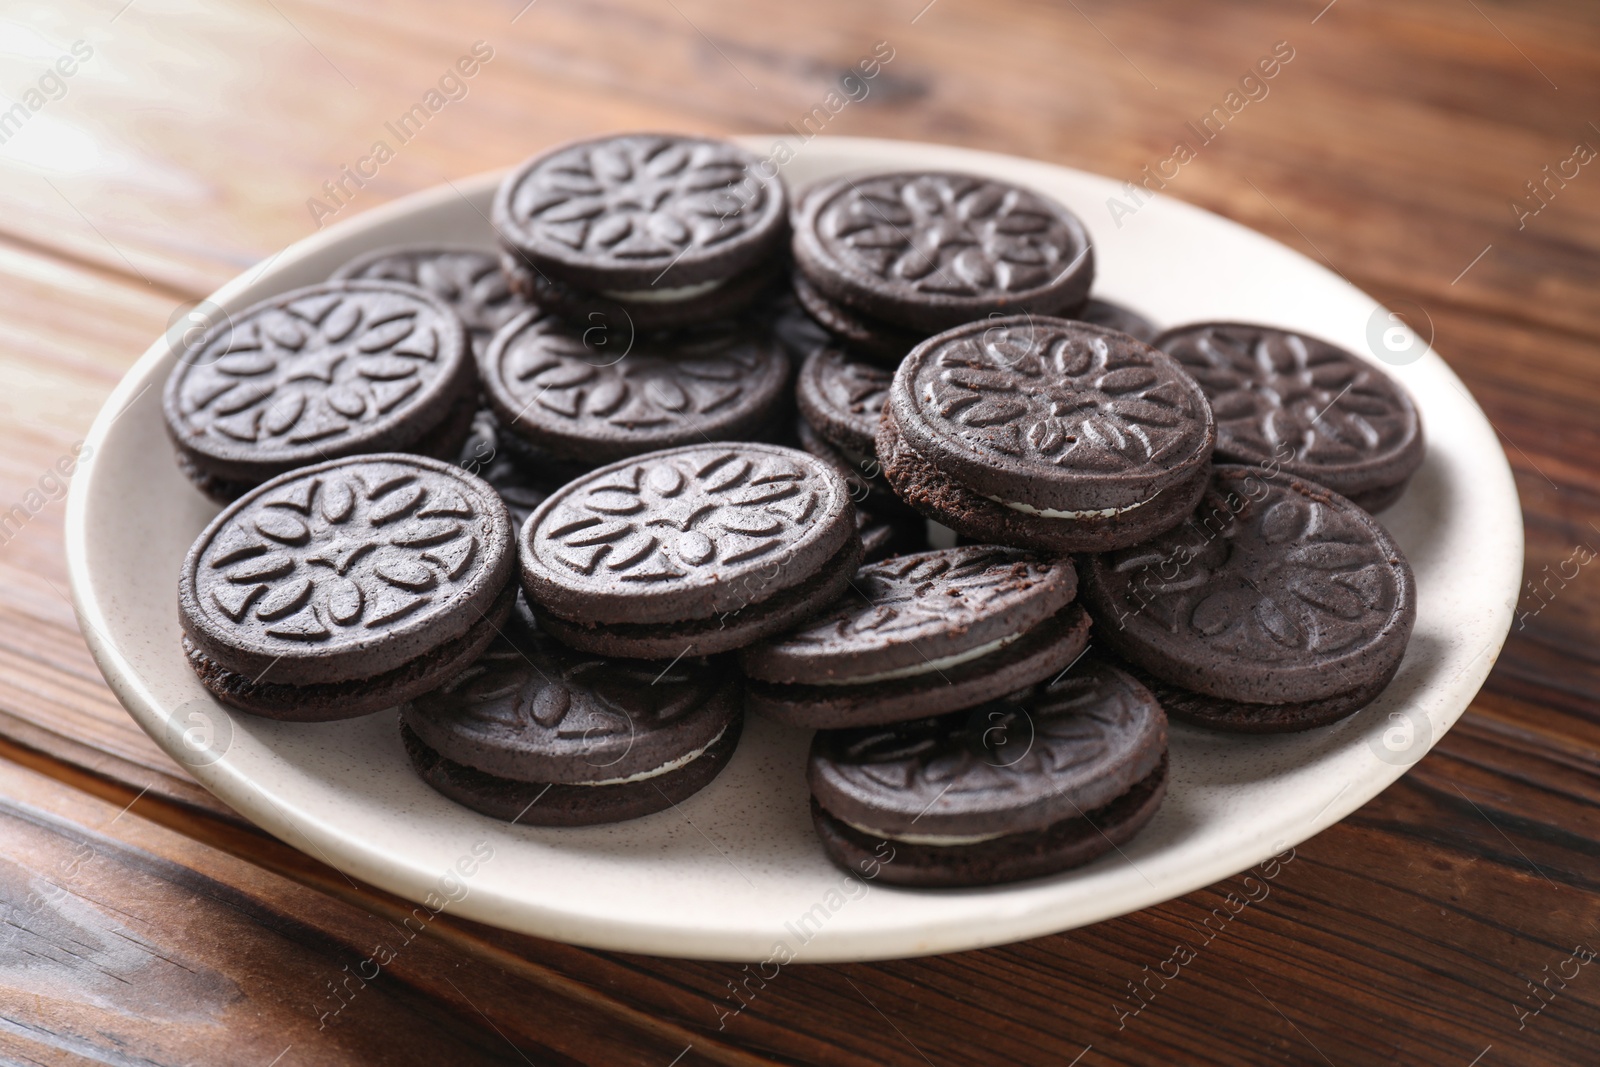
1 0 1598 1063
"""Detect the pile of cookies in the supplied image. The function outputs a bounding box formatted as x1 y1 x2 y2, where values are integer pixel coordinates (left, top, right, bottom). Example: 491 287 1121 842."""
164 132 1422 888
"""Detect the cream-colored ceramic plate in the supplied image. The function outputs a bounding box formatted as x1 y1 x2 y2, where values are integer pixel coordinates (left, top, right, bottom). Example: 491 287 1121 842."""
65 137 1520 962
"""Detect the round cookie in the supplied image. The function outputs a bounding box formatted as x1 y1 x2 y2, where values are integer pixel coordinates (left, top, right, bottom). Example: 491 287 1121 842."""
741 546 1090 728
793 171 1094 333
520 443 862 658
400 599 741 825
1078 464 1417 731
480 308 791 466
878 316 1215 552
332 245 525 356
178 454 516 720
500 252 783 332
807 656 1168 888
455 409 562 530
1153 322 1425 512
164 280 476 502
796 345 893 462
791 272 924 365
1073 298 1158 343
493 133 788 326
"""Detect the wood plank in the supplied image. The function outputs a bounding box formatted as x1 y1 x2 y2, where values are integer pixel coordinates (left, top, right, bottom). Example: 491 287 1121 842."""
8 0 1600 341
0 238 240 822
0 747 778 1066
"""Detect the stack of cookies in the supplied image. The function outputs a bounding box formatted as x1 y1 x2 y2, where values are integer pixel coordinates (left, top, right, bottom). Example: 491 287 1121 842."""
164 132 1423 889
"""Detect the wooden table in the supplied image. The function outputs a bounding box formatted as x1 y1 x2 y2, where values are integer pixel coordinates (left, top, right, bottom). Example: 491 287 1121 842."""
2 1 1597 1063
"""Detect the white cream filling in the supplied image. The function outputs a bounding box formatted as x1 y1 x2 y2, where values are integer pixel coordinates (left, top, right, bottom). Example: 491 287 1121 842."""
811 632 1024 686
839 815 1009 847
570 725 727 786
925 520 959 549
601 279 724 304
984 489 1161 520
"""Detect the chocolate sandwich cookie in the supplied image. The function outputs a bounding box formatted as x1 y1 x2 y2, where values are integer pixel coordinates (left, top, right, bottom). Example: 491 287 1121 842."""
521 443 862 658
791 272 924 365
741 546 1090 728
796 345 893 469
1154 322 1425 512
1073 298 1158 343
793 345 917 518
878 316 1215 552
401 599 741 825
793 171 1094 334
332 245 525 357
179 454 516 720
480 308 791 466
808 656 1167 888
493 133 788 329
164 280 476 502
1079 465 1416 732
456 410 559 530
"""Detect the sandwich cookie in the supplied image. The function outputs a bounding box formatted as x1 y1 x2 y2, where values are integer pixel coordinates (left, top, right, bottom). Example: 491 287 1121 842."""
1154 322 1424 512
164 280 476 502
401 599 741 825
741 546 1089 728
792 171 1095 335
332 245 525 357
878 317 1215 552
480 308 791 467
455 410 560 530
790 272 924 365
1079 465 1417 732
1073 298 1158 343
493 133 788 329
794 345 914 516
179 454 516 720
807 656 1168 888
521 443 862 658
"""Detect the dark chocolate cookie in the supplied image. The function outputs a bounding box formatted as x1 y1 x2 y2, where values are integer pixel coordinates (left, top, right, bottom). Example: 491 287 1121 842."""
332 245 524 356
1079 465 1416 730
493 133 787 325
479 308 790 466
791 272 924 365
1073 298 1158 343
1153 322 1424 511
403 720 741 826
879 316 1214 551
808 656 1167 887
179 454 516 720
796 345 892 461
742 547 1088 727
455 409 561 530
793 171 1094 333
400 600 741 824
521 443 861 658
164 280 475 501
